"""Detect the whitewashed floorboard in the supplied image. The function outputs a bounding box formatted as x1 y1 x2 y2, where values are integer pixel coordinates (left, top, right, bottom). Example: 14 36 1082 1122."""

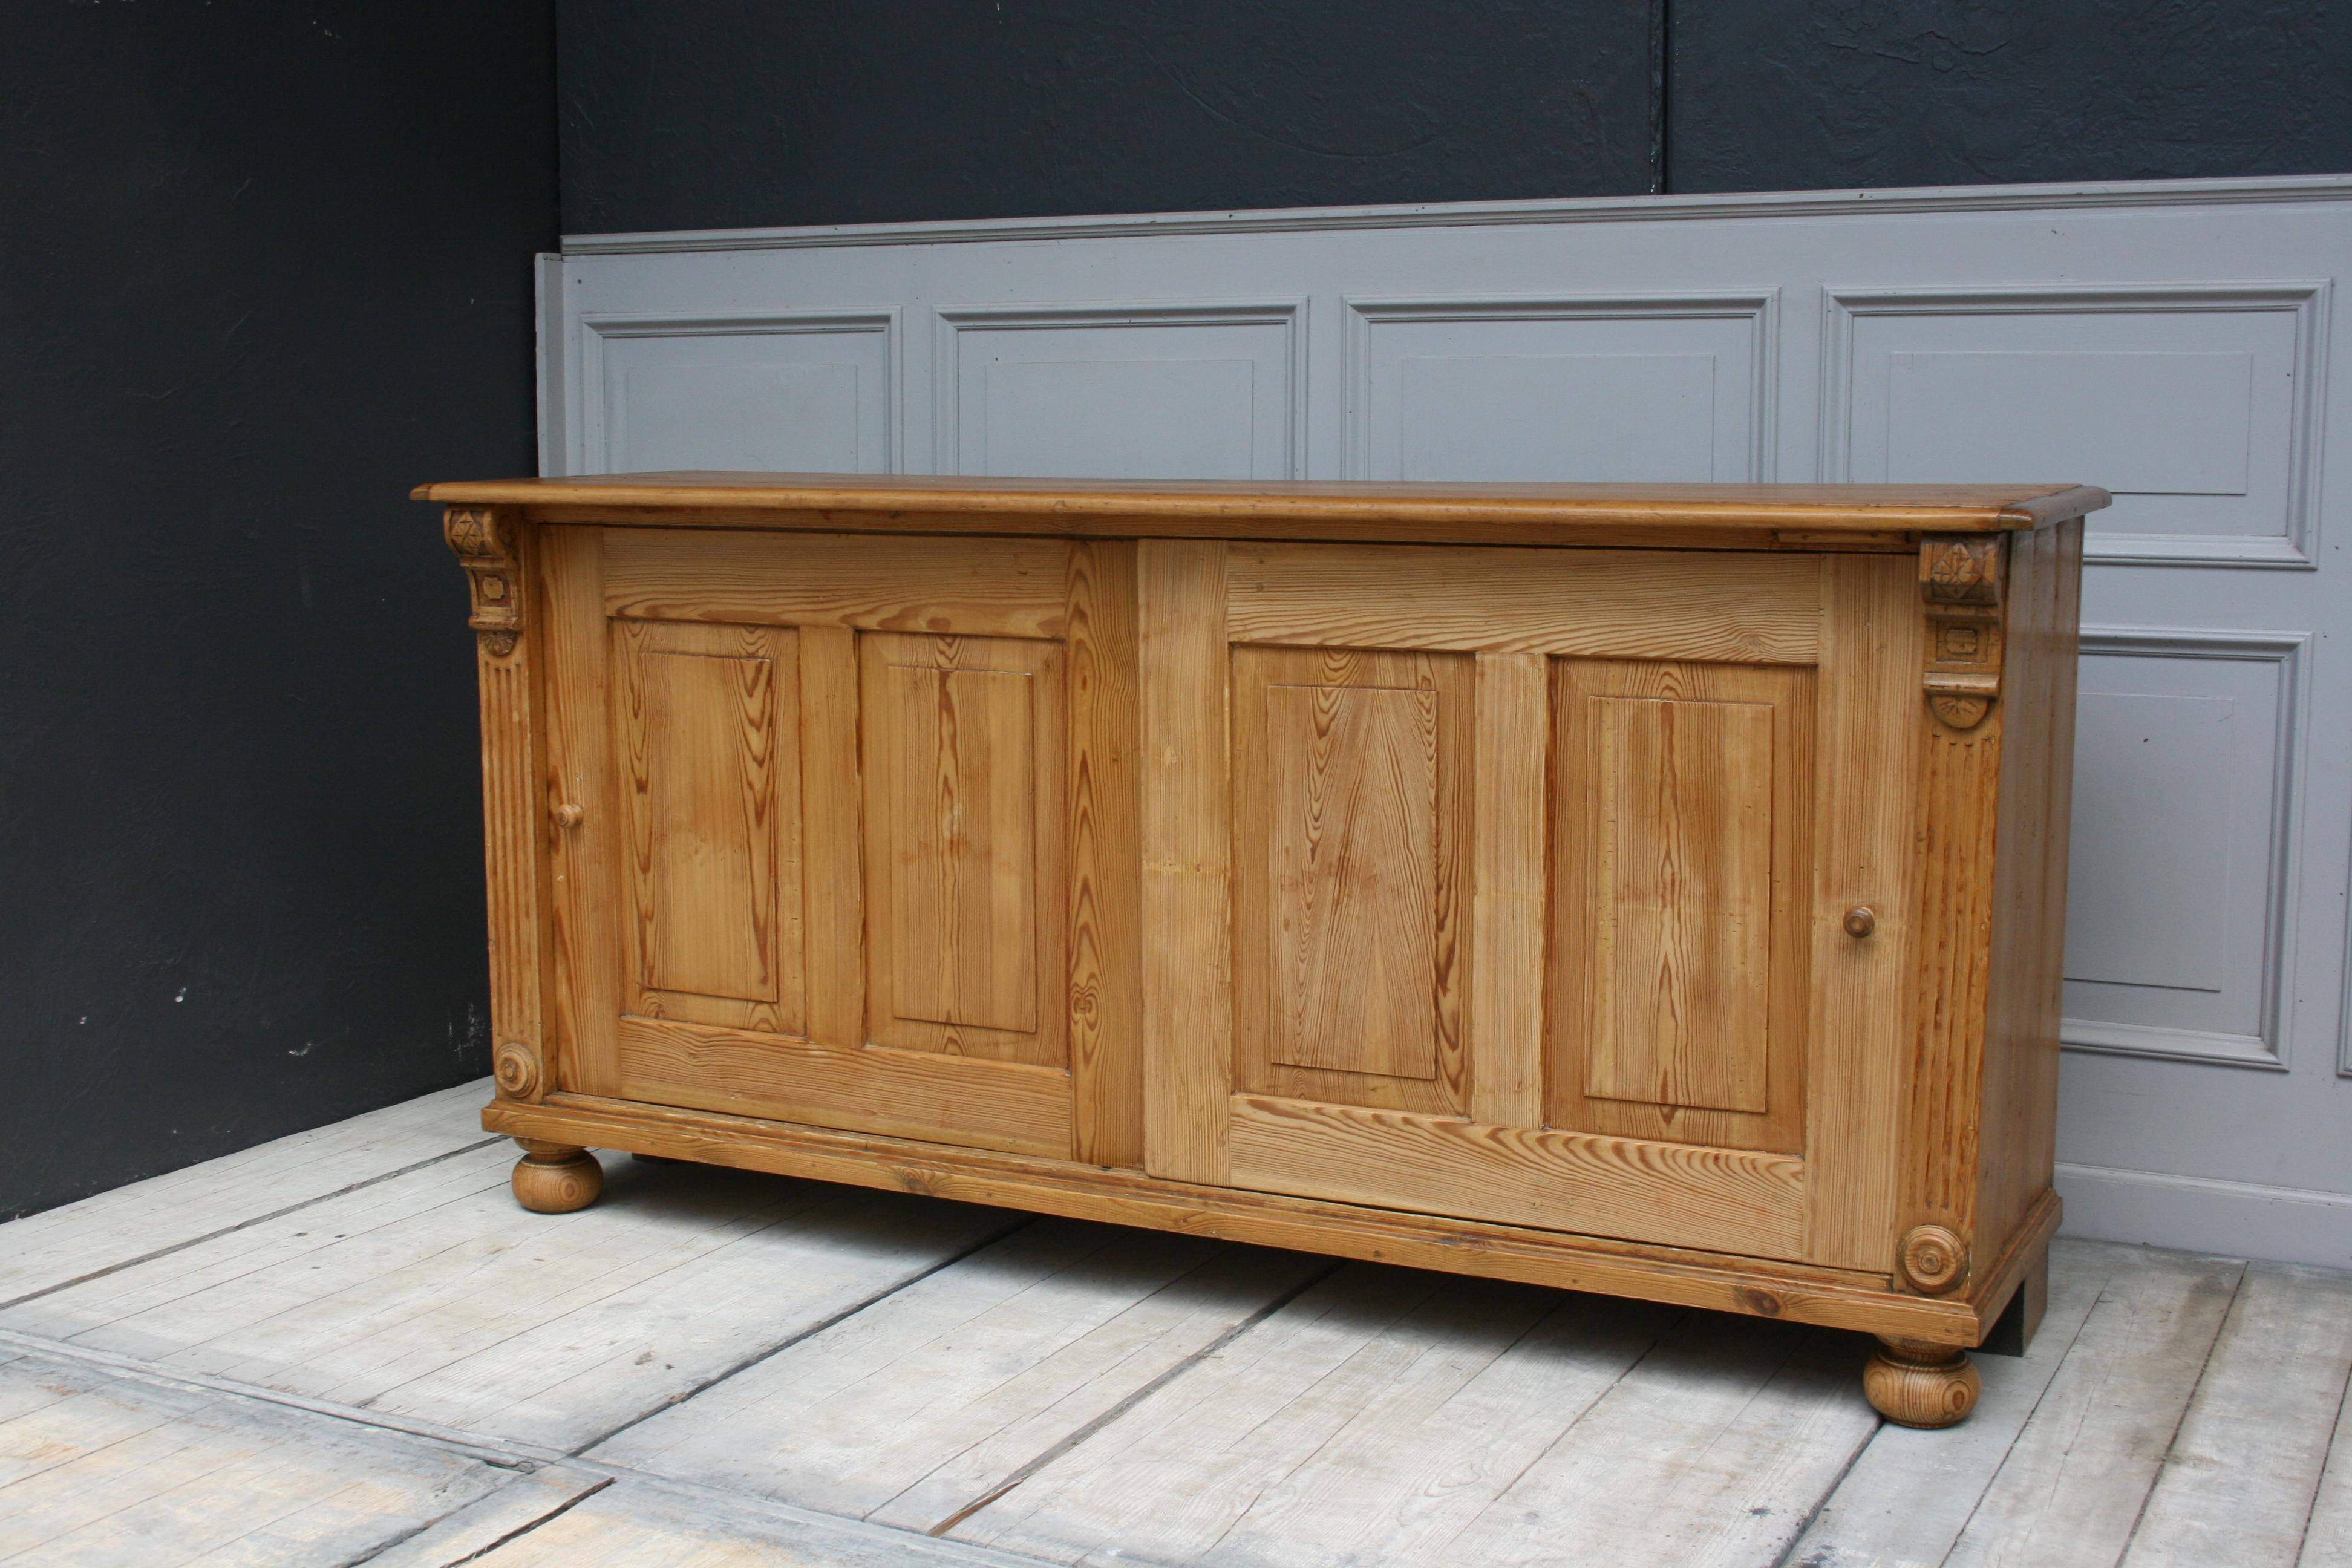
2122 1263 2352 1567
2302 1362 2352 1568
1787 1238 2122 1567
5 1155 1018 1451
595 1218 1333 1532
360 1465 613 1568
0 1350 506 1567
1941 1248 2245 1568
0 1080 494 1307
952 1263 1851 1568
452 1477 1059 1568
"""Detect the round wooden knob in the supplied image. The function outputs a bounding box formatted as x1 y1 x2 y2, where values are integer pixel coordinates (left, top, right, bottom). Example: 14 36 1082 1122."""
1843 905 1877 939
1898 1224 1970 1293
552 802 585 828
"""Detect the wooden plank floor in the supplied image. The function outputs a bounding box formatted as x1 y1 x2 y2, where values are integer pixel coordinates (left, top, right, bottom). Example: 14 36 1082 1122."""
2 1082 2347 1567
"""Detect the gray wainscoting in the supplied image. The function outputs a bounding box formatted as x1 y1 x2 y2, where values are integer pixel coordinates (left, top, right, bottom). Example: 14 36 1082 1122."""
542 175 2352 1266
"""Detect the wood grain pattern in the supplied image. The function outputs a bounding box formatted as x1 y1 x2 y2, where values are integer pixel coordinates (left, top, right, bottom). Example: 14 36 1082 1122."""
797 625 864 1051
469 511 549 1102
1802 553 1929 1272
1585 686 1771 1113
1065 541 1144 1168
615 1015 1072 1159
1226 1094 1809 1261
601 527 1069 639
1267 682 1439 1079
860 633 1066 1069
419 471 2112 534
1468 651 1549 1130
538 525 623 1097
1232 648 1471 1112
613 618 802 1033
1549 660 1814 1155
1226 542 1820 661
1138 540 1232 1184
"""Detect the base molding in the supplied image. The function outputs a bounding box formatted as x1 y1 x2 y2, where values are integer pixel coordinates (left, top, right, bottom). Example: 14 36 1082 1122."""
2057 1161 2352 1269
485 1091 2057 1347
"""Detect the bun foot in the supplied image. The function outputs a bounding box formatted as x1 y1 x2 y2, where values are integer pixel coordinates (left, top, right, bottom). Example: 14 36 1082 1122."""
511 1140 602 1214
1864 1336 1980 1428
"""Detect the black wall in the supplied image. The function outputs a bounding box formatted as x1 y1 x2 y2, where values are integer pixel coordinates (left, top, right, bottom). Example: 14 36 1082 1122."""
558 0 2352 234
0 4 556 1217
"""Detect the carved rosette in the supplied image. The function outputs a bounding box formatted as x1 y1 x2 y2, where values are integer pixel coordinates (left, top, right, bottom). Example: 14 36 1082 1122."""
1918 536 2004 730
493 1041 542 1100
443 506 523 656
1897 1223 1970 1295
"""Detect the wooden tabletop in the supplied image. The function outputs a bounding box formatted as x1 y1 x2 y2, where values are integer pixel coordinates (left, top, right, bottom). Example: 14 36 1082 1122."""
414 472 2110 540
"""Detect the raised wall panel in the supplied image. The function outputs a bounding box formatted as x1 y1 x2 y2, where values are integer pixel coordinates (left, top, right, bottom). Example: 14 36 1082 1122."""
1344 294 1775 482
613 619 803 1035
583 311 897 475
1549 659 1815 1154
861 632 1068 1068
934 304 1304 480
2062 630 2306 1070
1233 647 1471 1117
1823 285 2328 567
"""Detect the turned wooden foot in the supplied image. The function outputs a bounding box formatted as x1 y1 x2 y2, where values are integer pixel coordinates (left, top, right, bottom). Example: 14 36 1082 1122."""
511 1140 602 1214
1864 1336 1981 1428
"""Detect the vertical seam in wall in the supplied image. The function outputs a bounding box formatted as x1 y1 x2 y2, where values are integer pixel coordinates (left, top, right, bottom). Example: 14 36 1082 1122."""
1650 0 1671 194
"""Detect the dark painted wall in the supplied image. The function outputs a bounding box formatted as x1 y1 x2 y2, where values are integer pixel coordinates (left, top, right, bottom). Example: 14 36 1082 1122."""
558 0 2351 234
558 0 1662 233
1670 2 2352 192
0 4 556 1217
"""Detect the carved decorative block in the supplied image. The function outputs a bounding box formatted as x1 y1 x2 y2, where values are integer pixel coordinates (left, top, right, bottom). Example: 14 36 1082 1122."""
443 505 523 656
1919 535 2005 730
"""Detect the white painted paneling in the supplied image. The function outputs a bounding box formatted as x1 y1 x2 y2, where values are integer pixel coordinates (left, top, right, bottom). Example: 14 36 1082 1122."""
1824 284 2329 566
543 175 2352 1263
2062 632 2306 1070
581 310 898 474
934 303 1302 479
1344 293 1773 480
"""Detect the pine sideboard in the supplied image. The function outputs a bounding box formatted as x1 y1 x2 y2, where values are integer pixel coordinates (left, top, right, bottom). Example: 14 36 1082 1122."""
420 472 2106 1428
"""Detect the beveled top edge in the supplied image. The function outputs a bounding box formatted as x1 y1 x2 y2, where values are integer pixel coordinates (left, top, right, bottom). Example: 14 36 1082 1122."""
414 472 2111 533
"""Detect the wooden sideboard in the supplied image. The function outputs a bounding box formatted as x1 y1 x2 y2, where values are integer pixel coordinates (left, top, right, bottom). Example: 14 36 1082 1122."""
419 472 2105 1428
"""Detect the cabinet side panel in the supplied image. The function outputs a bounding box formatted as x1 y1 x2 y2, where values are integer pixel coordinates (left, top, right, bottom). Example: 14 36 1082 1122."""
800 626 865 1050
1976 518 2082 1256
541 526 622 1097
1140 540 1232 1183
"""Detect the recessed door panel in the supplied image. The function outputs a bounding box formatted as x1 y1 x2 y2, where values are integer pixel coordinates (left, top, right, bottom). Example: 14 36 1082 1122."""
1233 647 1471 1117
862 633 1068 1069
613 618 802 1033
1551 660 1815 1155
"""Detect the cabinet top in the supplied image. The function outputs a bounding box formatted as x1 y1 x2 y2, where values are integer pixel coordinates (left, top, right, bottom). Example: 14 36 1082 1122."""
413 472 2109 541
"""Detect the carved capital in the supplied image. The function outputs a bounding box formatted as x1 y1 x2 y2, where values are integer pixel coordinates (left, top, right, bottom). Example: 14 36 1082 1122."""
444 506 523 656
1919 536 2004 730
